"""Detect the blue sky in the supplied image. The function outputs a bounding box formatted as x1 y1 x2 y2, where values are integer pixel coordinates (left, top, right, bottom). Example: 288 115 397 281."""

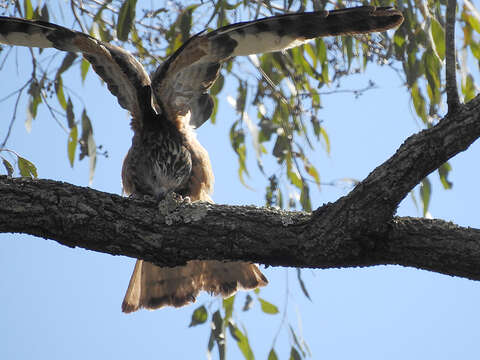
1 6 480 360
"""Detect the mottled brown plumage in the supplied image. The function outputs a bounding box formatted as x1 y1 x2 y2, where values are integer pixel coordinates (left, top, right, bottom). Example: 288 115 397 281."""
0 6 404 312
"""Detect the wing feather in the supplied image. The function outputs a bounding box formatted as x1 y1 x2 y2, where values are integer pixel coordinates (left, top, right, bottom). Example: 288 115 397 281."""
151 6 403 129
0 16 151 127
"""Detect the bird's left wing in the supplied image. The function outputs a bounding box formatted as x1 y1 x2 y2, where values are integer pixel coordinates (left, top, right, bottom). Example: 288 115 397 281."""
0 16 151 126
151 6 404 129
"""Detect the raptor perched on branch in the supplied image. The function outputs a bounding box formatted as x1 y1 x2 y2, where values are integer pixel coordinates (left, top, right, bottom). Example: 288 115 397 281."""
0 6 403 312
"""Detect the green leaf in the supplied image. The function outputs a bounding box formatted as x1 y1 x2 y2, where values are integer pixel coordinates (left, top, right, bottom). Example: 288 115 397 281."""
411 83 427 123
26 79 42 129
81 58 90 82
223 295 234 320
304 162 320 188
320 127 330 154
67 125 78 168
289 347 302 360
420 178 431 217
462 74 476 102
210 96 219 124
343 35 354 69
66 97 75 128
236 82 247 113
242 294 253 311
316 38 326 64
80 109 96 184
227 323 254 360
189 305 208 327
431 17 445 60
286 155 302 189
409 189 420 213
470 41 480 60
289 326 306 357
211 311 225 360
268 349 279 360
423 49 441 105
56 52 77 78
272 135 289 161
438 162 453 190
131 27 146 57
24 0 33 19
393 29 406 58
1 157 14 176
39 3 49 22
465 11 480 33
55 76 67 110
230 122 250 187
300 183 311 212
210 74 224 96
117 0 137 41
304 43 317 68
296 269 311 301
179 7 195 43
18 156 38 178
258 298 279 315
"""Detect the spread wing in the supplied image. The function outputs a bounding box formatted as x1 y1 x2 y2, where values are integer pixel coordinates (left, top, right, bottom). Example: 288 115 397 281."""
0 16 151 127
151 6 404 129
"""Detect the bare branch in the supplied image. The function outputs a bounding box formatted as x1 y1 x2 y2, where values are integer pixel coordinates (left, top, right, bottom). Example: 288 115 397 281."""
0 80 29 148
341 94 480 224
1 95 480 281
2 175 480 281
445 0 460 112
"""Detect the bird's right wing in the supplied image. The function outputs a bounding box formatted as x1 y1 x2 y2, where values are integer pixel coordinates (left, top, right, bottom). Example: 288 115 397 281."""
0 16 151 128
151 6 404 129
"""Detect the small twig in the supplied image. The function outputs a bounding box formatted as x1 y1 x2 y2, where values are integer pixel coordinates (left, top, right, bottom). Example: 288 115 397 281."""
39 92 69 134
0 83 27 148
71 0 87 33
77 0 167 34
0 80 30 103
300 82 377 97
445 0 460 113
249 0 294 14
0 46 13 71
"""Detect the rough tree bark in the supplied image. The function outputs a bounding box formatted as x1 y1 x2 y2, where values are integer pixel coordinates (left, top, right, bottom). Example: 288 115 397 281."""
1 95 480 281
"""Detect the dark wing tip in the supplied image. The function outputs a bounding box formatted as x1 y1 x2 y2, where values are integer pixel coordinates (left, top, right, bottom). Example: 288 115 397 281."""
370 6 404 31
326 5 404 34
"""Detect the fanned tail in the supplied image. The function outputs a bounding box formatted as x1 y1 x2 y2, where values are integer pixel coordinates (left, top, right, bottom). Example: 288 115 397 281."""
122 260 267 313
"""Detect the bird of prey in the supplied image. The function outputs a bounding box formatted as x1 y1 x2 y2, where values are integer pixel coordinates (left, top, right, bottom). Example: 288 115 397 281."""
0 6 403 312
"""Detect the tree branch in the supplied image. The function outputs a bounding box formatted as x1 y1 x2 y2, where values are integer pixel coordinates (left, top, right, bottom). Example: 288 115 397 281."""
1 176 480 280
445 0 460 113
2 97 480 282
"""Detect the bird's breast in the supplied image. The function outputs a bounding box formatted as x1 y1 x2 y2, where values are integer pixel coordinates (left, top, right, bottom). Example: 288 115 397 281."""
125 129 192 199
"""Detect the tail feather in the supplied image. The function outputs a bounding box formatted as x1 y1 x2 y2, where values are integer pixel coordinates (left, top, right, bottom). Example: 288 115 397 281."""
122 260 268 313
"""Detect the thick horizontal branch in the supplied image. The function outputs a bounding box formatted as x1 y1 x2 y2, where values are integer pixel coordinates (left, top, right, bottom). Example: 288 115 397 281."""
2 94 480 282
387 217 480 280
2 176 480 280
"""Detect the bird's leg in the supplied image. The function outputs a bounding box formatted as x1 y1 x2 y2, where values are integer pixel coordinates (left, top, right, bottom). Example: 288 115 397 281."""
163 191 191 204
128 192 155 201
157 191 192 223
